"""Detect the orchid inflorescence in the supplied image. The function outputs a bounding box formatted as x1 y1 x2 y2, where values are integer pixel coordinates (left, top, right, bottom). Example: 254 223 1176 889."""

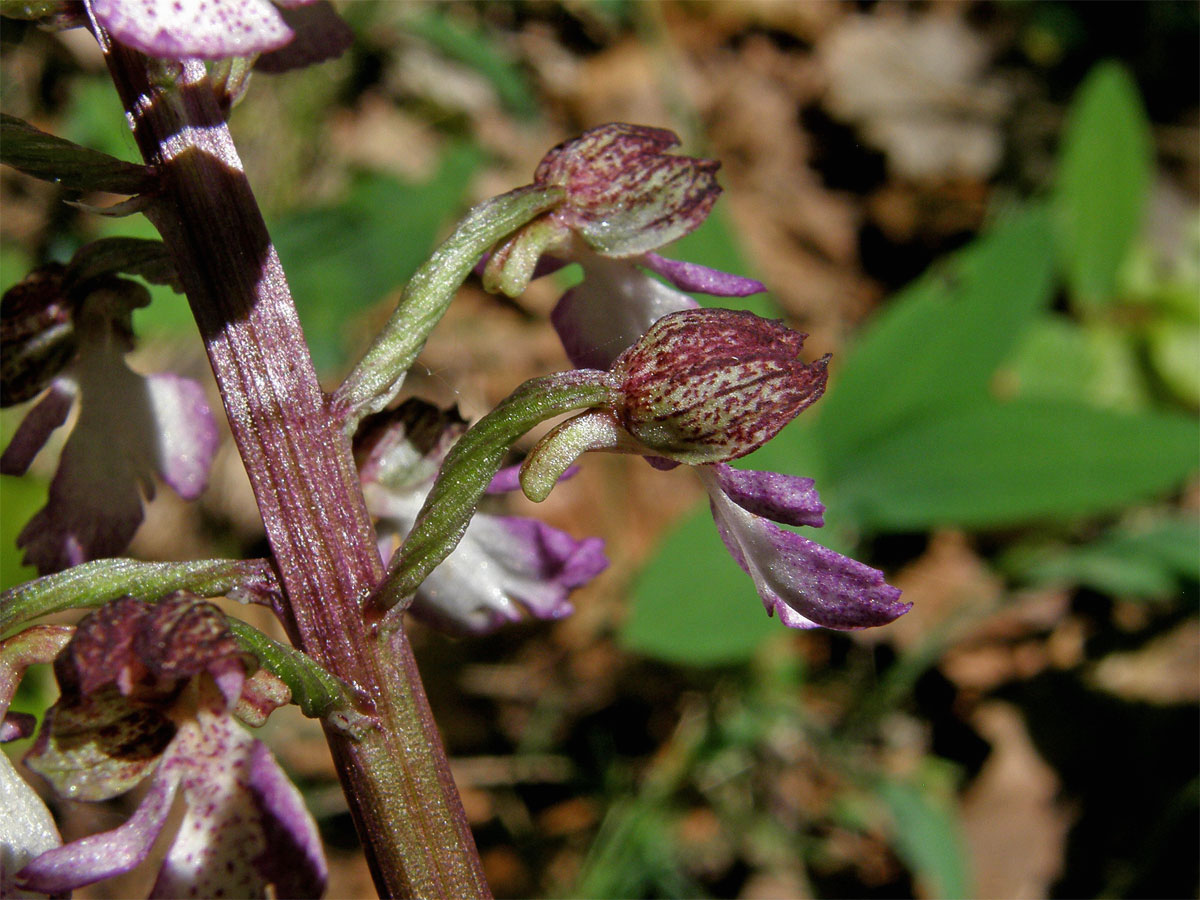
0 2 907 896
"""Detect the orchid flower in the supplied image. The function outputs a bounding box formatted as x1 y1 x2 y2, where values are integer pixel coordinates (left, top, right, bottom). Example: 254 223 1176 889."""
358 399 608 634
482 122 765 369
14 594 325 899
519 308 909 631
476 124 906 631
1 264 218 575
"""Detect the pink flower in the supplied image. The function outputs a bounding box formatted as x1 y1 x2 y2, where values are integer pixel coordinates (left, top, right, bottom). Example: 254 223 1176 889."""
15 595 325 898
357 400 608 634
519 308 909 632
482 123 766 370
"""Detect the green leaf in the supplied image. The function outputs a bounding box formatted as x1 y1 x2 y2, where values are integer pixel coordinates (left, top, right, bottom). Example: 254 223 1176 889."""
622 503 778 665
0 558 277 636
1055 62 1153 308
0 475 44 592
835 400 1199 530
0 114 154 195
877 777 971 900
999 315 1150 410
1147 318 1200 408
814 205 1057 472
1003 516 1200 600
572 798 702 900
272 141 486 372
62 76 142 165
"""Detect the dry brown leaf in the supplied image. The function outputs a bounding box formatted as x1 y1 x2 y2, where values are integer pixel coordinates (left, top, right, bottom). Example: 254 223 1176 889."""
961 701 1072 899
820 12 1011 180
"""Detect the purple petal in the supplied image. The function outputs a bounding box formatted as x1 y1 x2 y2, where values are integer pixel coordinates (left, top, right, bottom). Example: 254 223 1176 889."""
1 712 36 742
254 1 352 73
16 757 181 894
0 380 76 476
17 419 146 574
410 513 608 634
146 373 218 500
712 463 825 528
703 472 909 630
92 0 295 60
15 347 152 572
150 714 325 899
642 253 766 297
550 258 698 369
487 462 579 494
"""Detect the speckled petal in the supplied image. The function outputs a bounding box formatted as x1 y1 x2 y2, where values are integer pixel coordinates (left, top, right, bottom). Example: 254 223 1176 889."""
150 711 325 899
15 758 181 894
611 308 829 465
702 469 909 630
641 253 766 297
92 0 296 60
146 373 218 500
0 378 76 476
712 463 825 528
550 257 698 369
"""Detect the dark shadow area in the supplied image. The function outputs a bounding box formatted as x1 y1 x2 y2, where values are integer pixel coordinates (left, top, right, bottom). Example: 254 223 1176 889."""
1004 670 1199 899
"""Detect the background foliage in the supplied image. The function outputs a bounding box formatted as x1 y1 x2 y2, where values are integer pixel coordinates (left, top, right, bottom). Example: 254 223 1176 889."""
2 2 1197 897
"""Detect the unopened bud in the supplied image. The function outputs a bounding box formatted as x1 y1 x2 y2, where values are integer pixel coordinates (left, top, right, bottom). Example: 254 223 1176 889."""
534 123 721 257
610 308 829 465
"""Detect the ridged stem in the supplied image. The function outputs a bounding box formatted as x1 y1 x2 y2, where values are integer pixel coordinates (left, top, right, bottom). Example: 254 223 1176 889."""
92 20 489 899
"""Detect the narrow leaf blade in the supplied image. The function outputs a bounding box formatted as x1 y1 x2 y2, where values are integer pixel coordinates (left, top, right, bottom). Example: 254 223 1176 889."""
815 206 1057 470
835 400 1199 530
1054 62 1153 307
1 113 155 195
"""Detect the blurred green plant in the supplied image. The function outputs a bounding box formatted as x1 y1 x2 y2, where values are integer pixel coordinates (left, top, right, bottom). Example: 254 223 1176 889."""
625 61 1198 668
616 57 1197 900
273 142 486 373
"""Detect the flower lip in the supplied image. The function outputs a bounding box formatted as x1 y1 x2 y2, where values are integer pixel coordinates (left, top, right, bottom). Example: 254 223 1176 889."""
609 308 830 465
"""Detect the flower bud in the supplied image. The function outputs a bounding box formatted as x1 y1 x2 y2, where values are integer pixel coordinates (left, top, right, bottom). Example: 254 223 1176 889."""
610 308 829 465
534 123 721 257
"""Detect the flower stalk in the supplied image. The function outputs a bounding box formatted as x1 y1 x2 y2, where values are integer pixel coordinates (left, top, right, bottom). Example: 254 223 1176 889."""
91 18 488 899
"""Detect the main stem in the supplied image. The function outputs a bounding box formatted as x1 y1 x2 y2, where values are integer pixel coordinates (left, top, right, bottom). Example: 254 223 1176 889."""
95 34 489 900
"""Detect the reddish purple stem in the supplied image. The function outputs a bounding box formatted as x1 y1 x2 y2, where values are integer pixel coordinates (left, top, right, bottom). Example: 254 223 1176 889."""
91 19 489 900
